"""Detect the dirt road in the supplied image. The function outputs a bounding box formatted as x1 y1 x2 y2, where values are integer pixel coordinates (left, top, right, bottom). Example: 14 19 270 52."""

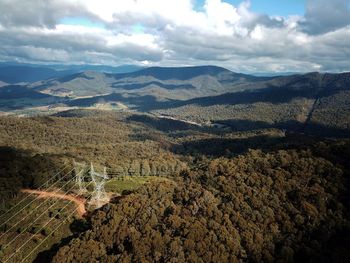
21 189 87 217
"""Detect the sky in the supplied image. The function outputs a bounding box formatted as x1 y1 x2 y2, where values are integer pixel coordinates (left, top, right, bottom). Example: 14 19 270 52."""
195 0 306 16
0 0 349 73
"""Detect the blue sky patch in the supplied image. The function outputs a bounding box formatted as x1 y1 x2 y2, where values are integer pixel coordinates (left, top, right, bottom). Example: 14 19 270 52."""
132 23 145 34
195 0 305 17
59 17 105 28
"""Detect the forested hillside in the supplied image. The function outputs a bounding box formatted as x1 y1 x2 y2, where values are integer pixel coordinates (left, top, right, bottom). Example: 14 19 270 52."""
1 66 349 138
0 111 186 187
152 72 350 137
1 0 349 261
0 110 349 262
53 140 350 263
29 65 265 99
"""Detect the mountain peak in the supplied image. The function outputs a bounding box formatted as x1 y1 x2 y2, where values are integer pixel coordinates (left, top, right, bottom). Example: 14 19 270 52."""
120 65 231 80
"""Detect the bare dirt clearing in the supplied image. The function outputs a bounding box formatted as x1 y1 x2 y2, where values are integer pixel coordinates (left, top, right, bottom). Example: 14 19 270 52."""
21 189 87 217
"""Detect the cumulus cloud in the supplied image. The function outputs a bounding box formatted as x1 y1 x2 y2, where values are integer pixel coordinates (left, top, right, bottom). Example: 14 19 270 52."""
300 0 350 35
0 0 90 28
0 0 349 73
0 24 163 63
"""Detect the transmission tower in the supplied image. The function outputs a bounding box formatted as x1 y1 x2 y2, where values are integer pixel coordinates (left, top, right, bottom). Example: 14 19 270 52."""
73 160 88 195
89 163 109 208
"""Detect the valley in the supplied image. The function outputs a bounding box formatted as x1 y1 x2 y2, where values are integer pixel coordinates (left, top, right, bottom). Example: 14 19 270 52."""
0 65 349 263
1 0 350 261
0 107 349 262
1 66 348 137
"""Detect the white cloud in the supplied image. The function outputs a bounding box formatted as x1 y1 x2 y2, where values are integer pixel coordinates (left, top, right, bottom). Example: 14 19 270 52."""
0 0 349 73
204 0 240 36
250 25 264 40
300 0 350 35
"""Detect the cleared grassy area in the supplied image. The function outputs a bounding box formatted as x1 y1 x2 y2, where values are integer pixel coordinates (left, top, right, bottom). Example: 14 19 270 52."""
105 176 166 194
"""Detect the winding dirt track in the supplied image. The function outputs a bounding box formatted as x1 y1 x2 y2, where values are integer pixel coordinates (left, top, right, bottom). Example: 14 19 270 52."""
21 189 87 217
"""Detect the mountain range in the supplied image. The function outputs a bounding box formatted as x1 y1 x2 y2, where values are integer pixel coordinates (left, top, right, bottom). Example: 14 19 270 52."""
0 64 349 137
0 62 143 84
25 65 265 99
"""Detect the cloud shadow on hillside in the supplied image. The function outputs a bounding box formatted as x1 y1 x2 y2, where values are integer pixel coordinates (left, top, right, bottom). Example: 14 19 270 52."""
112 81 197 90
67 82 347 112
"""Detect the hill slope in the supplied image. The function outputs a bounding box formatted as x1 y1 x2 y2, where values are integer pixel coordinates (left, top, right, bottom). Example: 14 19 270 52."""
1 65 349 137
29 65 268 99
0 85 59 110
0 65 74 84
51 139 350 263
0 110 349 262
151 72 350 137
0 63 143 84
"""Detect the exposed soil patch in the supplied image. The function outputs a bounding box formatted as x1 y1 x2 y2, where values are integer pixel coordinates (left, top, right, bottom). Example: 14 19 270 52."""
21 189 87 217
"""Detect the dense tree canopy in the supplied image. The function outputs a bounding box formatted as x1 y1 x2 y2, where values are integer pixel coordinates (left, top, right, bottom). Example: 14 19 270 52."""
53 144 350 263
0 111 349 262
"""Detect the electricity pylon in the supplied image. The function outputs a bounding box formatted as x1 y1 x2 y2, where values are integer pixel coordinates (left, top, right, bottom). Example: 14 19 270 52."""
89 163 109 208
73 160 87 195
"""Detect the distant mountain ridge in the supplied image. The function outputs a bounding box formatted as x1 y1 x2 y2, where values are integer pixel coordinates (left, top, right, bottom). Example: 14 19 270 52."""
112 65 267 82
0 65 74 84
0 63 143 84
0 64 349 137
114 65 241 80
27 65 269 100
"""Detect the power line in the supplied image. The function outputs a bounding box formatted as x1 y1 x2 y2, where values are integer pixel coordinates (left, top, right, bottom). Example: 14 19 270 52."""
0 164 70 221
20 191 93 263
3 199 74 263
0 169 73 233
1 179 78 249
0 167 75 230
1 161 119 262
0 174 77 239
3 183 92 263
